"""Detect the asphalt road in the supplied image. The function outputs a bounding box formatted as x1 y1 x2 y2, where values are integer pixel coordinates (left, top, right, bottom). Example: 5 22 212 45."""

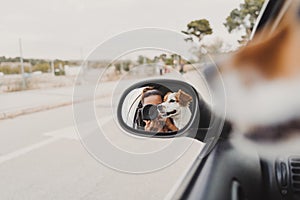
0 70 206 199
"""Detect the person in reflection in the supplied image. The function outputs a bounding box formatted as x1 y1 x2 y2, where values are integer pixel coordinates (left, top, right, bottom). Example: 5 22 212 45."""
140 87 178 132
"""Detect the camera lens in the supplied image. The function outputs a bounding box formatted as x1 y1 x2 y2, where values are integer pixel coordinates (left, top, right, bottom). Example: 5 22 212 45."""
142 104 159 120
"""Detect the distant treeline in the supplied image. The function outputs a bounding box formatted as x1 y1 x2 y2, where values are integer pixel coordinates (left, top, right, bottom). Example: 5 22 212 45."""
0 56 82 74
0 56 78 66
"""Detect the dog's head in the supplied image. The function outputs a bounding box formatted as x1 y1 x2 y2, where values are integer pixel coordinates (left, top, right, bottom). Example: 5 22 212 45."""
157 90 192 118
219 0 300 82
211 0 300 133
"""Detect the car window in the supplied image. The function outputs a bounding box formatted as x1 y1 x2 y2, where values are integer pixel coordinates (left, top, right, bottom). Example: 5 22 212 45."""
0 0 266 199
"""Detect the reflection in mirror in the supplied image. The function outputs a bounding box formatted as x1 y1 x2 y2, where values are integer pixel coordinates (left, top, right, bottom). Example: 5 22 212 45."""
121 84 193 133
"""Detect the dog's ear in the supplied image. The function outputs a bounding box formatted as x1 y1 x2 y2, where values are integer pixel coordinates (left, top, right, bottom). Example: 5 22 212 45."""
176 90 192 107
232 24 290 80
231 0 300 80
164 92 171 102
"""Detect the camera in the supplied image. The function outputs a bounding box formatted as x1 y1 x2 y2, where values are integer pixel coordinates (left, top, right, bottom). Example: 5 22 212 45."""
139 104 159 120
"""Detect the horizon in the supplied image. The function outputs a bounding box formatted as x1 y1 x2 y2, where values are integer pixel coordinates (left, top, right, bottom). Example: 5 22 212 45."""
1 0 243 60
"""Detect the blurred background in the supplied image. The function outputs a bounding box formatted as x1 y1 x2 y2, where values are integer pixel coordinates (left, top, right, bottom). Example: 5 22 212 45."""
0 0 264 199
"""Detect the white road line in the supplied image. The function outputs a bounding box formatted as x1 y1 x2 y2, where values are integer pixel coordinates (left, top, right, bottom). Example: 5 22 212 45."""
0 116 113 165
0 137 59 164
44 126 79 140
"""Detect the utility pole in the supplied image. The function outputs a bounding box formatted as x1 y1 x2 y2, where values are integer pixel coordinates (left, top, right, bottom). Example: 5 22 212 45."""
51 60 55 76
19 38 26 89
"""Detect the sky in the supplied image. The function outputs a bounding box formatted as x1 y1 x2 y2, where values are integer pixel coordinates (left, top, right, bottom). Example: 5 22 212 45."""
0 0 244 60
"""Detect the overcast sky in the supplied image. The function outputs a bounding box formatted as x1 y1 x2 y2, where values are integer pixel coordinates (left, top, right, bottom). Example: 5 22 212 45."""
1 0 243 60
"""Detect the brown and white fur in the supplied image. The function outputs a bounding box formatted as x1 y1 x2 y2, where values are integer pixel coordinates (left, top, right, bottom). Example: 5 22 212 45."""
157 90 193 129
212 0 300 140
144 116 178 132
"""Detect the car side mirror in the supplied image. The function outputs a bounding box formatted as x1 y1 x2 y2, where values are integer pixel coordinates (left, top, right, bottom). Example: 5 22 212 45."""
117 79 213 141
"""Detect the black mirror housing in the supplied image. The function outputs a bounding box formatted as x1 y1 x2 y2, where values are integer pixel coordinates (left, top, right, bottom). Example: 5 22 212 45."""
117 79 213 141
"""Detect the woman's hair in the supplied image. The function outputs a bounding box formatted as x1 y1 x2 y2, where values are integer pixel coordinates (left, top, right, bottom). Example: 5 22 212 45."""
134 87 163 129
141 87 163 104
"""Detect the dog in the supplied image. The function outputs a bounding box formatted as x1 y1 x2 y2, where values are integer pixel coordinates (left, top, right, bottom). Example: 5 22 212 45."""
157 90 193 129
211 0 300 141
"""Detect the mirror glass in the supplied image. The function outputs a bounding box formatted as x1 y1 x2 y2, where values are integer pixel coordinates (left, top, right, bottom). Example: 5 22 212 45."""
119 81 197 134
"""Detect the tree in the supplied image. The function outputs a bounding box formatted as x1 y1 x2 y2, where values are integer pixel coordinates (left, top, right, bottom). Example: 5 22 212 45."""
137 55 152 65
152 56 159 63
122 61 131 72
182 19 213 42
224 0 265 43
114 63 121 74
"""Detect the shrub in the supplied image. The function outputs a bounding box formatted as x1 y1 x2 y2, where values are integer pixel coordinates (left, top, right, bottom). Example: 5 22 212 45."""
0 65 21 74
32 62 50 72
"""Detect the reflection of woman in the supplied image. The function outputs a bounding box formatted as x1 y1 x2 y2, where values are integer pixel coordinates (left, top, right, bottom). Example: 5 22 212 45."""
136 87 178 132
134 87 162 130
